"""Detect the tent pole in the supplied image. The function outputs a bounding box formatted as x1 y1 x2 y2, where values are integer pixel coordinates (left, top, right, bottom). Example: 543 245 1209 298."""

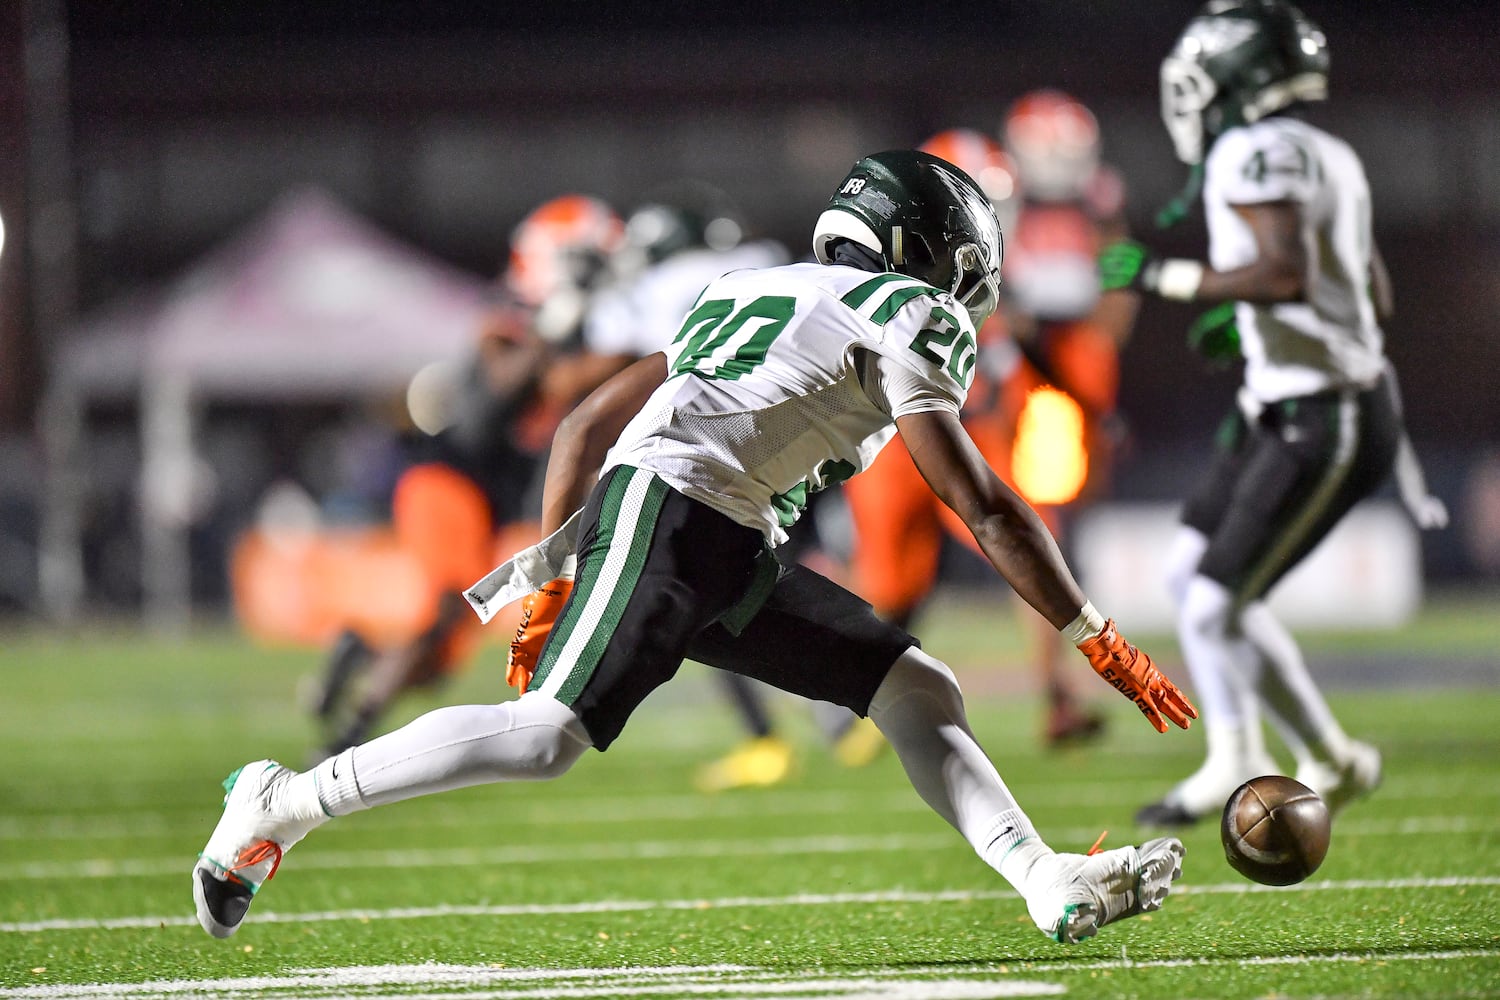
37 383 85 621
140 372 194 635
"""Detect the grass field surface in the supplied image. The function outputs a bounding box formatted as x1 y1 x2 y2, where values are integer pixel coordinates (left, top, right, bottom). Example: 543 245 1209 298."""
2 588 1498 998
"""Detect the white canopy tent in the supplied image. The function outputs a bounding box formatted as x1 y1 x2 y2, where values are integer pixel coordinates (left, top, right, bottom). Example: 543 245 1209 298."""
40 189 493 630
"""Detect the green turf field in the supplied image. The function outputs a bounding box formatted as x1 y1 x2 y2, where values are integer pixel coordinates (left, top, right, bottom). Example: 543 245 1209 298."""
3 591 1498 999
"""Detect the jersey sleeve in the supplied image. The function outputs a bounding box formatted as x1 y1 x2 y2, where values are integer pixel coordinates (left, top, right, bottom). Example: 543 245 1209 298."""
846 282 975 416
1208 125 1320 206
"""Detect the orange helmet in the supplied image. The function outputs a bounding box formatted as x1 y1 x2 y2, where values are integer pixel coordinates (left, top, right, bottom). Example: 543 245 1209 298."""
1001 90 1101 202
919 128 1021 235
503 195 625 310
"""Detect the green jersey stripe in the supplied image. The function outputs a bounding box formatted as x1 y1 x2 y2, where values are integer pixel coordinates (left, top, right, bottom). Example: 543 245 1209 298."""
841 273 943 325
869 284 938 325
839 272 908 309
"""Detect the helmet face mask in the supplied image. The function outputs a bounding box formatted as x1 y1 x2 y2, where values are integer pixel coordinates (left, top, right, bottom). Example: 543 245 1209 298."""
813 150 1003 328
1161 0 1329 164
1161 55 1220 164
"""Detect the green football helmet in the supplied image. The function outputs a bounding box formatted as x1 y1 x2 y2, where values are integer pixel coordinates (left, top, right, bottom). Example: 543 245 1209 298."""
1161 0 1329 164
621 179 744 270
813 149 1003 328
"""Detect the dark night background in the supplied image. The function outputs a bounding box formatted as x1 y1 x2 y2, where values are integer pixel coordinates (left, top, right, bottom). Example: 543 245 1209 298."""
1 1 1498 613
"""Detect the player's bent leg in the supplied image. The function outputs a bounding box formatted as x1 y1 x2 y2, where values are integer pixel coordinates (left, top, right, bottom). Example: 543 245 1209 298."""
867 647 1010 838
1137 575 1277 827
1163 527 1210 607
867 647 1184 943
338 693 592 808
1236 600 1382 815
193 695 592 938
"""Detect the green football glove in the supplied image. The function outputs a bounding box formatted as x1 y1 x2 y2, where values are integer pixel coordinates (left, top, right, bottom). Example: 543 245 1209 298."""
1098 239 1156 293
1187 303 1241 368
1099 240 1205 301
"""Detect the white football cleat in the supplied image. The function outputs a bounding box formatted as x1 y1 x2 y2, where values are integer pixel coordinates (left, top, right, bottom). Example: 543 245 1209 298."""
1024 837 1185 944
192 760 323 938
1297 740 1382 818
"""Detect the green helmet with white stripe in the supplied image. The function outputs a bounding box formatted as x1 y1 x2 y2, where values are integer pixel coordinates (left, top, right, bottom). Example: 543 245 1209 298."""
1161 0 1330 165
813 149 1002 329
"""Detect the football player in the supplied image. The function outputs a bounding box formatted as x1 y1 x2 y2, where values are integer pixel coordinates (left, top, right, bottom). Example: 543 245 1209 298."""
193 150 1196 947
1099 0 1443 827
307 194 626 759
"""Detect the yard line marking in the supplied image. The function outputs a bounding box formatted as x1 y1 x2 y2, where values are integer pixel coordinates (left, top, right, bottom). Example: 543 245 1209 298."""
0 964 1066 1000
4 876 1498 934
7 832 956 881
4 951 1500 1000
2 814 1494 882
5 772 1496 841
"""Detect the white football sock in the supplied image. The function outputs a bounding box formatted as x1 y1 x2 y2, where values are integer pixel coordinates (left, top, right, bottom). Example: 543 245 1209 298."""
1237 600 1351 768
867 647 1044 889
309 693 592 815
1163 527 1209 607
1177 575 1256 729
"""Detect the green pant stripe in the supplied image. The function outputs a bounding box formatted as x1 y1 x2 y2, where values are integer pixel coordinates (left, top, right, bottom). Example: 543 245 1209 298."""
530 468 635 691
534 468 668 703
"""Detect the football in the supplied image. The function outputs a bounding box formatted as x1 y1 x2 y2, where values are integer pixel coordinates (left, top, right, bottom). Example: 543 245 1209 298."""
1220 775 1331 886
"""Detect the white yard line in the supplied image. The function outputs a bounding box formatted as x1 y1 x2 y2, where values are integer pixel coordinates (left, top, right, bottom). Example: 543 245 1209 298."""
4 773 1494 841
1 814 1494 883
4 876 1498 935
3 950 1499 1000
0 790 913 841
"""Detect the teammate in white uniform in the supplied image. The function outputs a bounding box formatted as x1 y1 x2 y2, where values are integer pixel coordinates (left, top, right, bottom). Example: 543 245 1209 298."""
1099 0 1444 826
192 150 1197 947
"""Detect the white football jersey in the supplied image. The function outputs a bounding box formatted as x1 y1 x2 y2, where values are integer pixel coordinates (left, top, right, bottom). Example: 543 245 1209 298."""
583 241 791 358
603 261 979 545
1204 117 1386 402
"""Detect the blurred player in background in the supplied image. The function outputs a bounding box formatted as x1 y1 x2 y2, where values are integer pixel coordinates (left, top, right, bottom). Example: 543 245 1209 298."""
1099 0 1445 827
308 194 625 759
194 149 1197 947
844 98 1135 750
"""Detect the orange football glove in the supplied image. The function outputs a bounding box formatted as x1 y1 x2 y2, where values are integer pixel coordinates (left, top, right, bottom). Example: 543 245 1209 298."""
1077 619 1198 733
506 576 574 693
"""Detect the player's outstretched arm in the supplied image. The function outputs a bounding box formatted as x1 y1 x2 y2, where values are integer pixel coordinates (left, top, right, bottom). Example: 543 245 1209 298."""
540 352 668 534
1099 201 1309 306
896 408 1085 629
896 408 1196 732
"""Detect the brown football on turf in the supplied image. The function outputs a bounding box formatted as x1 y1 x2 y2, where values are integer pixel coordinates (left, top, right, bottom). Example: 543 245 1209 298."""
1221 775 1331 886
